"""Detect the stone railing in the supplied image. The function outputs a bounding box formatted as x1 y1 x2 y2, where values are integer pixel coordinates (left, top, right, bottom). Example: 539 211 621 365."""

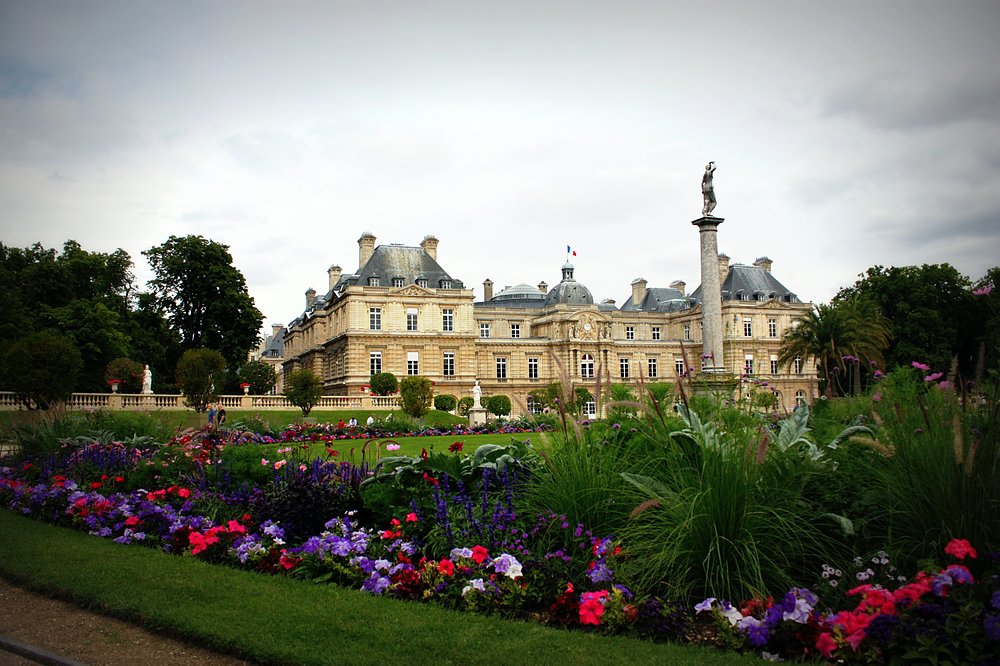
0 392 400 412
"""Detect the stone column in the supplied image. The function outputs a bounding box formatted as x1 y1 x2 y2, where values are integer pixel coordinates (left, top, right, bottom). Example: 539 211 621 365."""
692 216 725 372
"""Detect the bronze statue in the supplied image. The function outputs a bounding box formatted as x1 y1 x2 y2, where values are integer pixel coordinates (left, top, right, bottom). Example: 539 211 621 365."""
702 161 717 217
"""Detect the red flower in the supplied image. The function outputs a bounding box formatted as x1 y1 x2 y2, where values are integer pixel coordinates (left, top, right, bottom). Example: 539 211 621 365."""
579 590 608 625
438 559 455 577
816 632 838 658
90 481 102 490
422 472 438 486
944 538 977 560
405 512 419 523
125 516 140 527
114 476 124 483
420 448 429 461
448 441 464 453
471 545 489 564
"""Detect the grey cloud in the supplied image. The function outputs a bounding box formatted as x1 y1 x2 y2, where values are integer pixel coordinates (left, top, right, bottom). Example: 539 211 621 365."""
822 67 1000 131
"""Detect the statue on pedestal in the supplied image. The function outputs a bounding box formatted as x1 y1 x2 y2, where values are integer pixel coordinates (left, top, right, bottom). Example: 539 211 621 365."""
702 161 717 217
472 380 482 409
142 365 153 394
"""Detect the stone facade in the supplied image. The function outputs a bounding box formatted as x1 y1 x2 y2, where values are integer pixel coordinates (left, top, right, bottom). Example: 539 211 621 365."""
281 233 818 416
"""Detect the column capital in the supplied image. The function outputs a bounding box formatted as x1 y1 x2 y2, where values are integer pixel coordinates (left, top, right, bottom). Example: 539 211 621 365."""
691 215 725 230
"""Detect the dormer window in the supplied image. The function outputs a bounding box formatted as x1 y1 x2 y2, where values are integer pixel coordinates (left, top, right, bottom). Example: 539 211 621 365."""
416 278 428 288
392 277 405 288
737 291 748 301
368 277 380 287
439 279 451 289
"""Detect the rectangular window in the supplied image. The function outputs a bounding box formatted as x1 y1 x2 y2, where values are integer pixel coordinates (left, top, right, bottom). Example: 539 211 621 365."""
743 318 753 337
794 357 803 374
744 355 754 375
648 357 658 378
528 357 539 379
583 401 597 418
392 277 405 288
770 356 779 374
652 326 660 341
675 359 685 376
406 308 418 331
416 278 428 288
480 322 491 338
768 318 777 338
510 323 520 339
619 357 630 379
368 277 380 287
442 308 454 332
440 279 451 289
369 307 381 331
626 326 635 340
369 351 382 376
407 351 419 376
683 324 691 341
443 352 455 376
496 357 507 380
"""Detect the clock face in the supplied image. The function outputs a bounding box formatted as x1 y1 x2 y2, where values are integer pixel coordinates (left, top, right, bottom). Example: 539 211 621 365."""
583 322 592 331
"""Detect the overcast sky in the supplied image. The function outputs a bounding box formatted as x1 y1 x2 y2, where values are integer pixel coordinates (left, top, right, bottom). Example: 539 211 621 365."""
2 1 998 334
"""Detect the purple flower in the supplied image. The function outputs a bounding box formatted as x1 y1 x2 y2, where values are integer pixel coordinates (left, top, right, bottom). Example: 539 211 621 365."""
587 560 614 584
992 590 1000 610
984 612 1000 641
911 361 931 371
694 597 717 613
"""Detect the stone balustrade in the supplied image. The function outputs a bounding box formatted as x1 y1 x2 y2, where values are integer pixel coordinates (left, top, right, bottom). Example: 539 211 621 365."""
0 392 400 412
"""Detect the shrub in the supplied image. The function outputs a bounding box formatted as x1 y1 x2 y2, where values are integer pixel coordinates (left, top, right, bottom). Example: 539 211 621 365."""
1 332 82 409
434 394 457 412
238 359 277 395
457 396 474 417
399 377 433 417
487 394 511 419
369 372 398 396
104 357 145 394
286 369 323 416
176 348 226 412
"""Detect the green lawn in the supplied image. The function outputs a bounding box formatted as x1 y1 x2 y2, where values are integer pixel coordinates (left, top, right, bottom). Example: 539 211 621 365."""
0 511 757 666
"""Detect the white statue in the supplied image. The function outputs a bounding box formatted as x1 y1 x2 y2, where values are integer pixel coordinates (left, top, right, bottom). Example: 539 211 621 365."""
472 380 482 409
142 365 153 394
701 161 717 217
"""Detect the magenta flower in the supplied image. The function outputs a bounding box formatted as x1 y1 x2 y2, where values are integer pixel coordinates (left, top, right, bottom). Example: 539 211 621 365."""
924 372 944 382
911 361 931 371
972 286 993 296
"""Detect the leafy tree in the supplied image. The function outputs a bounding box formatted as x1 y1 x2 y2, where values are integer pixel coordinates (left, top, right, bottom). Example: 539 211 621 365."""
369 372 398 396
574 388 594 416
175 348 227 412
779 302 890 397
238 359 278 395
486 394 511 419
834 264 981 375
105 357 145 393
42 300 130 392
399 376 433 417
971 267 999 372
607 383 638 419
434 394 457 412
143 235 263 369
1 332 82 409
457 396 474 416
286 369 323 416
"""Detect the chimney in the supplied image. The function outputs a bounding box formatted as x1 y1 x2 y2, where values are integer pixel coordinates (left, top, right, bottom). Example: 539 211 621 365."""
483 278 493 301
305 288 316 308
538 280 548 293
420 234 439 261
631 277 648 307
718 253 730 287
753 256 773 272
328 264 342 291
670 279 687 295
272 323 283 339
358 232 376 267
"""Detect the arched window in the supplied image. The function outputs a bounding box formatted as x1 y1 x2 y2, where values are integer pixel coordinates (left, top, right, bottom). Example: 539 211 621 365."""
581 353 594 378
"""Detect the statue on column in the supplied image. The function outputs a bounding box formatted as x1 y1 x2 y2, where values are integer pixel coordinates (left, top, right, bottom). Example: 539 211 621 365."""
142 365 153 394
701 161 717 217
472 380 482 409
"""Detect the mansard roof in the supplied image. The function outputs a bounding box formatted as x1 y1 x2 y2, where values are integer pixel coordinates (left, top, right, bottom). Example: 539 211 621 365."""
620 287 690 312
334 244 464 291
479 283 547 308
689 264 801 304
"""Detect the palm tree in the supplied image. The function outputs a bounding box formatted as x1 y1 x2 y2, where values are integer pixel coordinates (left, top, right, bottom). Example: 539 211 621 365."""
778 301 890 397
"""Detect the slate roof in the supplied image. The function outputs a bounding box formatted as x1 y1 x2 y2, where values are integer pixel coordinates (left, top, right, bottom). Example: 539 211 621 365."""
260 328 284 358
620 287 690 312
689 264 801 304
333 244 464 292
544 262 594 306
479 283 547 308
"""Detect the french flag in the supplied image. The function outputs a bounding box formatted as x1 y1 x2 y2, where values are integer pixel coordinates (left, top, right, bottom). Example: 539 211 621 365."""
566 245 577 256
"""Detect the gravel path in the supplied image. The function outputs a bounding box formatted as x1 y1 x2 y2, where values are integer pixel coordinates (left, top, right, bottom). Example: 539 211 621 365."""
0 578 253 666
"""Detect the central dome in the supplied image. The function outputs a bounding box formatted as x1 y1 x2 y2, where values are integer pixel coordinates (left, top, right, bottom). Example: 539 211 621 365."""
544 262 594 306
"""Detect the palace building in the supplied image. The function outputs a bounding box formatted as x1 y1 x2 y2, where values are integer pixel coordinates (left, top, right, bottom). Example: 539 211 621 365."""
280 232 817 416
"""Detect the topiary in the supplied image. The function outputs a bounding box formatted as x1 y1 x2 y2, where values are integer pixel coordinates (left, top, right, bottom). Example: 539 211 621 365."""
434 394 457 412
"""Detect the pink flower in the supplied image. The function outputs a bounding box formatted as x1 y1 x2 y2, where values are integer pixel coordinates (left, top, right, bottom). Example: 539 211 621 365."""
816 631 838 658
944 538 977 560
972 285 993 296
405 512 419 523
579 590 609 625
274 460 287 470
911 361 931 371
924 372 944 382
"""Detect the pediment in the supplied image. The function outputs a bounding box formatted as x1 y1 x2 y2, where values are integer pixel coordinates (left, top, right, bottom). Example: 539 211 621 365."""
391 284 435 297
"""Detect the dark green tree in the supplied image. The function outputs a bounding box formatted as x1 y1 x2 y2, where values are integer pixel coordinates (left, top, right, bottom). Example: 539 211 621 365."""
104 357 145 393
369 372 398 396
1 332 82 409
399 376 433 417
175 348 227 412
238 359 278 395
286 369 323 416
143 235 263 369
434 394 457 411
457 396 474 416
834 264 980 375
486 394 511 419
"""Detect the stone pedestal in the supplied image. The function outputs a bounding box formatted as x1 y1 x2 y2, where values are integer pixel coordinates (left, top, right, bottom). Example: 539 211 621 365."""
468 407 487 427
692 216 725 372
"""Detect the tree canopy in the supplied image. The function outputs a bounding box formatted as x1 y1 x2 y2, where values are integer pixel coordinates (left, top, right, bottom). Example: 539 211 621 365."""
1 332 82 409
144 235 263 370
